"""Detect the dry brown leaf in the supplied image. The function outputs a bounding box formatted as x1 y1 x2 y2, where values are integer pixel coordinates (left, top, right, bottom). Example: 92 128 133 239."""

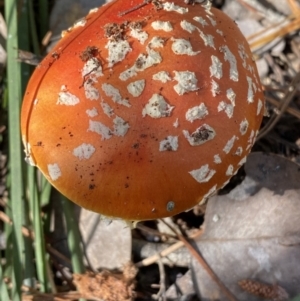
79 211 132 271
191 153 300 300
73 262 137 301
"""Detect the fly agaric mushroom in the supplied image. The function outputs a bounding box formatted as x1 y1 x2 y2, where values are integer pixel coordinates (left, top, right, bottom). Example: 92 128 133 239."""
21 0 264 221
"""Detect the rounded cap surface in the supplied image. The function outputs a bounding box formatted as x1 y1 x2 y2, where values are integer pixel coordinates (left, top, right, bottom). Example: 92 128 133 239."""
21 0 264 220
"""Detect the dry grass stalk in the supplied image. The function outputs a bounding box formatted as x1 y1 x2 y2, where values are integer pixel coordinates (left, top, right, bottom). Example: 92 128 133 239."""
244 0 300 52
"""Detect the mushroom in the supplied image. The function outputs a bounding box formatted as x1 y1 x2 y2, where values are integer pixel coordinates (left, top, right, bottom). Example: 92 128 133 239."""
21 0 264 221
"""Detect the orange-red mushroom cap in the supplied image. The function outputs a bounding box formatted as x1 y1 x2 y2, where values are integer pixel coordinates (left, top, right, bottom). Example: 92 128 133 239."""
21 0 264 221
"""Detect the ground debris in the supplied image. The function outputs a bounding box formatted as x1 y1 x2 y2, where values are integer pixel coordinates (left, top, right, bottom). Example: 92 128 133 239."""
239 279 289 301
21 291 80 301
73 262 137 301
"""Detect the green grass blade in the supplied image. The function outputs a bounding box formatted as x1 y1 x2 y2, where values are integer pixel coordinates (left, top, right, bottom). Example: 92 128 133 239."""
61 196 86 301
60 196 85 274
28 0 41 55
18 0 37 289
0 263 10 300
28 166 51 293
38 0 49 40
5 0 25 299
40 175 52 207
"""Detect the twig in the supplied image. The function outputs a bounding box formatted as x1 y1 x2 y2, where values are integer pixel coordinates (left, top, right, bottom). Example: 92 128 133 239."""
135 229 203 267
136 223 178 240
0 210 77 275
265 96 300 120
160 219 239 301
51 260 75 290
46 244 72 266
257 71 300 140
263 53 284 86
119 0 151 16
248 15 300 51
0 211 33 238
21 291 81 301
152 257 167 301
42 30 53 47
287 0 300 14
237 0 284 22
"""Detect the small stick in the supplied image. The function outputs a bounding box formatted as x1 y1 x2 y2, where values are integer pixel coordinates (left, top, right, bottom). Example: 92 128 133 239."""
160 219 239 301
119 0 152 16
0 211 33 238
135 229 202 267
257 71 300 140
152 257 167 301
265 95 300 120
